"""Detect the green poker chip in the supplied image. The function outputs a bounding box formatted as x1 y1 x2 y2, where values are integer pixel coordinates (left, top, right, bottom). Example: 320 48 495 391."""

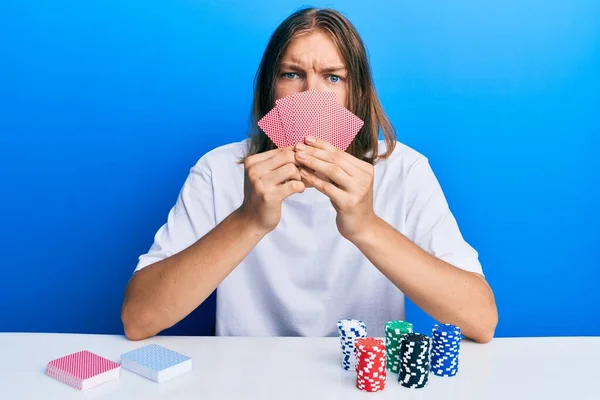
385 320 414 373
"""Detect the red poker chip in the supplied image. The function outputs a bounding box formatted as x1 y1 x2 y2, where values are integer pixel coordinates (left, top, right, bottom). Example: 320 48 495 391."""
356 363 385 370
356 362 386 371
356 354 386 361
358 376 385 380
358 369 385 373
355 338 386 351
357 382 385 392
358 374 385 379
356 337 387 392
358 382 385 387
358 380 386 386
356 353 385 362
358 377 386 382
357 374 386 381
358 369 384 376
356 358 385 365
357 371 386 379
357 383 385 387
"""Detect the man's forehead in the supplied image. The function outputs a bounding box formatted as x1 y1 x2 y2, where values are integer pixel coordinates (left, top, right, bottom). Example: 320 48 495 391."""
283 35 344 65
281 54 346 70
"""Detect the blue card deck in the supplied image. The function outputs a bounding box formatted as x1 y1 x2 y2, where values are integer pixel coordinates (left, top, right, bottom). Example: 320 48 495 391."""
120 344 192 383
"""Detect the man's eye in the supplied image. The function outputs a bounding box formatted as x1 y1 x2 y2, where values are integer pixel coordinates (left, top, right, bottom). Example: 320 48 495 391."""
329 75 342 83
283 72 298 79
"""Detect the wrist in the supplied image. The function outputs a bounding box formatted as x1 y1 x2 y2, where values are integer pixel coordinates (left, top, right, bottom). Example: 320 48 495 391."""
347 214 384 247
232 207 271 238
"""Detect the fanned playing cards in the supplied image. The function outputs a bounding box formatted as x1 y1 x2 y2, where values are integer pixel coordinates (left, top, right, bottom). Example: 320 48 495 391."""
258 90 364 150
45 350 120 390
120 344 192 383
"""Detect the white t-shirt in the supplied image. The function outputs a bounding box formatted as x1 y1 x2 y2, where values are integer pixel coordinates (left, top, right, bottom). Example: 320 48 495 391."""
134 138 483 338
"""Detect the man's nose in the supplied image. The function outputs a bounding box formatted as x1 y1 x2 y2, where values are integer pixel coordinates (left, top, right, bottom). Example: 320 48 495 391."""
304 73 325 92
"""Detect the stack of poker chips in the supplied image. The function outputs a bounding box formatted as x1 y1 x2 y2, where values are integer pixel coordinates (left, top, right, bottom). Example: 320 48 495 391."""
355 337 387 392
337 319 367 371
384 320 413 373
431 323 461 377
398 333 432 389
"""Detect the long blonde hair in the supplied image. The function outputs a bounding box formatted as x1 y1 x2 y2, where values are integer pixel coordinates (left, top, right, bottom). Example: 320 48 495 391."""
240 7 396 164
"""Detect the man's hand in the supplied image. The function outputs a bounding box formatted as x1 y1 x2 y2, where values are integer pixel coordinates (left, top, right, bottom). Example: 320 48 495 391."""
238 147 306 233
294 136 378 241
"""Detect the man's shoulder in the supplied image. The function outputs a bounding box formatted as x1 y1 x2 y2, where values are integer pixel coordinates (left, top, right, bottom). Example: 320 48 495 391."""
376 139 430 176
192 138 250 174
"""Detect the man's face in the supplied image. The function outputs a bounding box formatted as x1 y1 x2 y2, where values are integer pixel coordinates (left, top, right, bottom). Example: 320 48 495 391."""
274 30 348 107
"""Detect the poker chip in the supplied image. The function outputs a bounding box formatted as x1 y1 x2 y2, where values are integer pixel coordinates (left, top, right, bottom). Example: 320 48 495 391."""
384 320 413 373
431 324 462 377
355 337 387 392
397 333 431 389
337 319 367 371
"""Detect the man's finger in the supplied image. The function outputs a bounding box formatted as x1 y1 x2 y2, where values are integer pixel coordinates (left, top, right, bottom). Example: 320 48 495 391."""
299 168 345 202
295 142 358 177
296 152 353 189
303 136 371 173
263 163 302 187
258 148 301 173
245 145 295 168
275 179 306 200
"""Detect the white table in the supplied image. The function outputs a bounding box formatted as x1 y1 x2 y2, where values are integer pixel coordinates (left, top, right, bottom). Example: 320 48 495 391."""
1 333 598 399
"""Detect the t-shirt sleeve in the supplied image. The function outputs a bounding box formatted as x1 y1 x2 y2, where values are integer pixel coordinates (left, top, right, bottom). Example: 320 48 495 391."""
134 163 217 273
403 157 484 276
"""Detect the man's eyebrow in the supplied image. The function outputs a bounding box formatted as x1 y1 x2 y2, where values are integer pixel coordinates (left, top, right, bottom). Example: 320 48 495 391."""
321 65 347 74
280 62 347 74
279 62 303 70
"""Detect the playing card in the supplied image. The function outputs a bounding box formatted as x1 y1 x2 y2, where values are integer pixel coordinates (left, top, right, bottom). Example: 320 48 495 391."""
275 94 296 143
312 95 364 150
259 90 364 150
46 350 120 390
120 344 192 383
289 90 336 146
257 108 287 148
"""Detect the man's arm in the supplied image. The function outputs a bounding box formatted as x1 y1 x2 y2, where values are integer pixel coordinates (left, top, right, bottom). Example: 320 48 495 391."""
292 137 498 343
121 209 267 340
122 147 305 340
350 217 498 343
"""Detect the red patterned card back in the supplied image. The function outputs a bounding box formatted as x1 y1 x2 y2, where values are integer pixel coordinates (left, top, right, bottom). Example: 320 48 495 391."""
289 90 335 146
257 108 287 148
47 350 120 380
310 95 364 150
275 94 296 142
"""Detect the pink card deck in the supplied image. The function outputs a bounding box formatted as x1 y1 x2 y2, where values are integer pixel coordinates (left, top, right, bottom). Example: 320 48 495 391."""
46 350 120 390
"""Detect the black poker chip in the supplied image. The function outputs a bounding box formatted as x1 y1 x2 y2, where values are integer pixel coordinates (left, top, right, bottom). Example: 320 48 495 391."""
397 332 431 389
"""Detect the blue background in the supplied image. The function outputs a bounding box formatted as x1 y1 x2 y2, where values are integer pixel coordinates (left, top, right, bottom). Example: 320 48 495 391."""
1 1 598 337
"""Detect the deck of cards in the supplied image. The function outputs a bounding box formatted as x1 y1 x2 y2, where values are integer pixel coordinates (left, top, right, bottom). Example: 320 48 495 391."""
120 344 192 383
45 350 120 391
258 90 364 150
46 344 192 390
